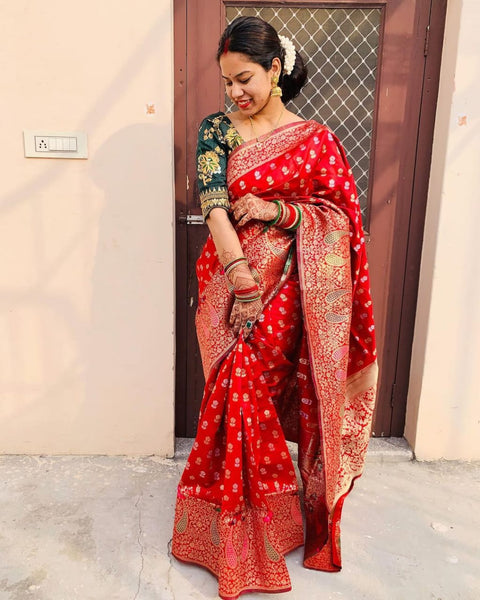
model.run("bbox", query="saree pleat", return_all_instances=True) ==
[172,120,378,599]
[174,277,304,597]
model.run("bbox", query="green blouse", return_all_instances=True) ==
[197,112,244,220]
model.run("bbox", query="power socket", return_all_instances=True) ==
[23,130,88,159]
[35,137,49,152]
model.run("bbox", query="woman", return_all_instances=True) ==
[172,16,378,599]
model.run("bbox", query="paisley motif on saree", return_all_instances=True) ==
[172,120,378,599]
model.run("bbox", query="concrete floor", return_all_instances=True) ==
[0,441,479,600]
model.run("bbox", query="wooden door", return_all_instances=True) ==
[174,0,446,437]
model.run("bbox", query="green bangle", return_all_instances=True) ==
[269,200,283,226]
[263,200,283,232]
[234,293,262,303]
[224,256,247,275]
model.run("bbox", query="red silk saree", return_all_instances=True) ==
[172,118,378,599]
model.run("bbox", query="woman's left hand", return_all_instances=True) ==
[233,193,278,227]
[229,296,263,339]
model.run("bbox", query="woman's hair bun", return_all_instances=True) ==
[281,50,308,104]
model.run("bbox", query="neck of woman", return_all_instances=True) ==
[248,98,285,138]
[250,96,284,124]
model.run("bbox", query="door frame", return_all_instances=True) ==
[173,0,447,437]
[386,0,447,433]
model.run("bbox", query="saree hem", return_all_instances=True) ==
[172,492,304,600]
[303,472,363,572]
[172,552,299,600]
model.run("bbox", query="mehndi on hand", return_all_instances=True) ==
[224,257,263,337]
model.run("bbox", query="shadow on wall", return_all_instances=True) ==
[82,122,172,449]
[0,10,173,453]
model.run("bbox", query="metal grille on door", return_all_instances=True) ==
[225,6,381,227]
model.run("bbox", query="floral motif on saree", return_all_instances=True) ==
[172,115,378,599]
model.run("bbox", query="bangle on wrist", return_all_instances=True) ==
[235,293,262,303]
[224,256,248,278]
[263,201,302,231]
[290,205,302,230]
[234,285,258,294]
[234,282,261,302]
[266,202,302,231]
[263,200,283,232]
[280,204,302,230]
[268,200,283,226]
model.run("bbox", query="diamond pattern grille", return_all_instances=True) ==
[225,6,381,224]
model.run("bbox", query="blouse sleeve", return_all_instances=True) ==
[196,115,231,220]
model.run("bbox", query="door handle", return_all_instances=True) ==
[178,214,204,225]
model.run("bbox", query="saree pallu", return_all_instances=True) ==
[172,121,378,599]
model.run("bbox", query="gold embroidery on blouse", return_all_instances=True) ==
[210,115,243,151]
[224,125,243,149]
[198,151,222,185]
[200,187,230,219]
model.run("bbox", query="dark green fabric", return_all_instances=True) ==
[197,112,243,219]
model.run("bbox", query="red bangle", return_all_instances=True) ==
[235,285,258,294]
[234,282,261,302]
[235,287,259,297]
[277,203,302,230]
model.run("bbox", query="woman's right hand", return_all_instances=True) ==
[233,193,278,227]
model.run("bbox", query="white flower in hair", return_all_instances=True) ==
[279,35,296,76]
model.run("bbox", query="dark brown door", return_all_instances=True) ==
[174,0,446,437]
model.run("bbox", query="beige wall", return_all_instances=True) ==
[0,1,175,455]
[406,0,480,460]
[1,1,478,460]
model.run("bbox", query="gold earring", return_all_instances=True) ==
[271,75,282,97]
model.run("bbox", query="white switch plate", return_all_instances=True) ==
[23,130,88,159]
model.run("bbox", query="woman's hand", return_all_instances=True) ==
[233,193,278,227]
[226,261,263,338]
[229,296,263,338]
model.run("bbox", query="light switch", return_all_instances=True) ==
[24,131,87,158]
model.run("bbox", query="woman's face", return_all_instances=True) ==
[219,52,280,115]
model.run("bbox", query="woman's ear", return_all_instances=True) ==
[270,56,282,78]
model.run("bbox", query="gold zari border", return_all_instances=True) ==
[200,187,230,219]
